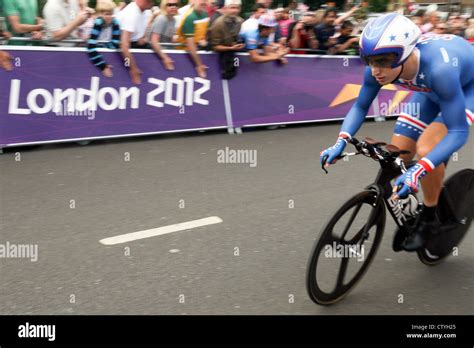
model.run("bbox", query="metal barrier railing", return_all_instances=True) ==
[0,36,183,47]
[0,37,357,55]
[2,36,472,52]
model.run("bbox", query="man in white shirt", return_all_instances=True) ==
[240,3,266,33]
[117,0,153,84]
[43,0,92,44]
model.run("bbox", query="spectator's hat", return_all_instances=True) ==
[258,14,278,27]
[225,0,241,6]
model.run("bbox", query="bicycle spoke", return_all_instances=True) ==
[336,256,349,288]
[347,224,367,245]
[340,202,363,241]
[348,203,379,244]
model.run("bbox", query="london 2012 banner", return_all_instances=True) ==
[0,48,228,148]
[0,47,411,149]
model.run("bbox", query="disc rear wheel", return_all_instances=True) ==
[417,169,474,265]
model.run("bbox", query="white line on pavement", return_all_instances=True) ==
[99,216,223,245]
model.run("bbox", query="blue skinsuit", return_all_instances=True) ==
[340,34,474,170]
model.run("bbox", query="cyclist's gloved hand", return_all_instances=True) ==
[320,136,348,167]
[393,161,429,199]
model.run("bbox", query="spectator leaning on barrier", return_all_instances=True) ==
[86,0,120,77]
[117,0,152,84]
[287,11,317,54]
[0,0,11,40]
[175,0,192,29]
[43,0,93,44]
[2,0,45,44]
[328,20,358,55]
[209,0,244,79]
[177,0,210,78]
[314,7,337,52]
[149,0,177,71]
[0,47,12,70]
[240,4,266,33]
[151,0,177,44]
[0,0,13,71]
[117,0,152,48]
[240,13,289,64]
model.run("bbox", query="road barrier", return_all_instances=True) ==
[0,46,409,150]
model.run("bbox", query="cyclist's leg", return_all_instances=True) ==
[417,123,447,207]
[391,92,439,163]
[417,82,474,206]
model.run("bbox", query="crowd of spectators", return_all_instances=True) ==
[410,7,474,42]
[0,0,473,82]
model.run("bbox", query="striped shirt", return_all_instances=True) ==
[87,17,121,71]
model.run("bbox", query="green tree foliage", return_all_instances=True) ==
[368,0,389,13]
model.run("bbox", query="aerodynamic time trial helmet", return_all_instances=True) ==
[359,13,422,68]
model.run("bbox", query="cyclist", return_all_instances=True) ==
[320,13,474,251]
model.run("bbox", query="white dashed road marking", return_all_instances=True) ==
[99,216,223,245]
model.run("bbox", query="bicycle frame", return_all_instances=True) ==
[369,160,415,229]
[342,137,418,230]
[325,136,460,232]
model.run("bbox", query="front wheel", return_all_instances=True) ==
[306,189,386,305]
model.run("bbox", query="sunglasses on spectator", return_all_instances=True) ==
[167,3,178,6]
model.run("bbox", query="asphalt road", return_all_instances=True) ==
[0,120,473,314]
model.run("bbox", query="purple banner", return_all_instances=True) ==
[0,48,227,146]
[229,55,408,127]
[0,48,411,148]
